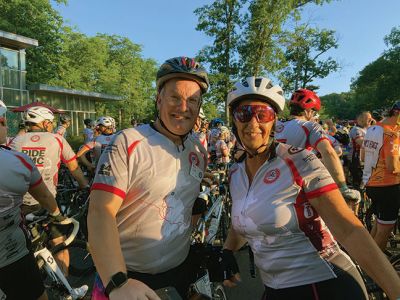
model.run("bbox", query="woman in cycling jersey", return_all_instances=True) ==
[222,77,400,300]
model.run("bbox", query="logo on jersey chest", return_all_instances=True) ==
[30,135,40,142]
[275,124,284,133]
[189,152,200,166]
[263,168,280,184]
[288,146,304,154]
[21,147,46,167]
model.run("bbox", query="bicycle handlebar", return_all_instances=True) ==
[63,218,79,247]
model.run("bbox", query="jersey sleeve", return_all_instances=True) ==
[303,122,330,149]
[59,136,77,163]
[91,132,129,200]
[383,131,400,157]
[14,152,43,188]
[286,148,338,199]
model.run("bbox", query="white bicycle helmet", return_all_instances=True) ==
[0,100,7,117]
[96,116,113,127]
[23,106,54,123]
[227,76,285,113]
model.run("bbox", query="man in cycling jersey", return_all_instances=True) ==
[0,100,68,300]
[77,116,116,173]
[349,111,372,189]
[361,101,400,251]
[275,89,361,207]
[82,118,94,143]
[88,56,209,300]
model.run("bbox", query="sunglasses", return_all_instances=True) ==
[233,105,276,123]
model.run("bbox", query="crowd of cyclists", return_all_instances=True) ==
[0,56,399,300]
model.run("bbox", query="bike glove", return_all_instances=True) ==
[340,186,361,203]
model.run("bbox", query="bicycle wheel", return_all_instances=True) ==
[52,239,95,277]
[390,253,400,276]
[212,283,227,300]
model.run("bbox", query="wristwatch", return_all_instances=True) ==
[105,272,128,297]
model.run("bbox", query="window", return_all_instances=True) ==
[0,48,19,69]
[3,88,21,106]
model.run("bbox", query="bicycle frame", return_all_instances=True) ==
[31,218,87,300]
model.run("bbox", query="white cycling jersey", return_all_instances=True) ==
[229,143,353,289]
[0,146,42,267]
[275,119,330,151]
[91,124,207,274]
[55,125,67,138]
[10,131,76,205]
[81,134,115,166]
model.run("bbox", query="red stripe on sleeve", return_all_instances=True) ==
[127,140,141,157]
[305,183,338,199]
[30,177,43,189]
[15,154,33,172]
[284,158,303,186]
[91,183,126,200]
[314,137,331,149]
[64,155,77,163]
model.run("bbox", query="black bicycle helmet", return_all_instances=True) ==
[156,56,209,93]
[84,118,92,126]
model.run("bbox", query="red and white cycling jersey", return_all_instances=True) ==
[0,146,42,267]
[229,143,353,289]
[275,119,330,151]
[192,131,207,151]
[81,134,116,166]
[10,131,76,205]
[55,125,67,138]
[362,123,400,187]
[215,139,229,163]
[349,125,366,158]
[91,124,207,274]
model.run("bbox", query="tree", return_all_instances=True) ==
[49,30,157,127]
[194,0,245,120]
[279,24,339,92]
[0,0,66,84]
[350,26,400,113]
[239,0,332,78]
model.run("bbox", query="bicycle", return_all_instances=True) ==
[189,180,232,300]
[26,214,93,299]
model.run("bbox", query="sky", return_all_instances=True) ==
[54,0,400,96]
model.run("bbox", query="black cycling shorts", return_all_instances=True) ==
[0,252,45,300]
[366,184,400,224]
[261,253,368,300]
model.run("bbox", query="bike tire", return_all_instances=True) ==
[52,239,95,277]
[212,283,227,300]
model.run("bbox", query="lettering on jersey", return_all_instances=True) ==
[303,202,314,219]
[263,168,280,184]
[288,146,304,155]
[188,152,200,166]
[302,154,317,163]
[363,140,379,150]
[104,144,118,154]
[30,135,40,142]
[21,147,46,167]
[275,123,284,133]
[98,162,112,176]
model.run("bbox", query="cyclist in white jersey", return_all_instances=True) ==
[88,57,209,300]
[221,77,400,300]
[0,100,65,300]
[77,116,116,173]
[275,89,361,205]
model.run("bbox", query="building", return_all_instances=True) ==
[0,30,122,137]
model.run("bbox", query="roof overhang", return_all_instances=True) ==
[28,84,123,101]
[0,30,38,50]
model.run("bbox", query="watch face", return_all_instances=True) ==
[112,272,128,286]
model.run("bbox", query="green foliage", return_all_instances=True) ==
[349,26,400,115]
[279,24,339,92]
[194,0,245,119]
[50,30,158,127]
[0,0,65,83]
